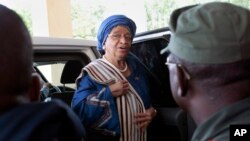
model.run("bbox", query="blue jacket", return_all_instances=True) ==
[72,55,152,138]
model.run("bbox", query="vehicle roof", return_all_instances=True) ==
[32,36,100,61]
[32,36,97,48]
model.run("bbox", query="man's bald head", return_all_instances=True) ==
[0,5,33,95]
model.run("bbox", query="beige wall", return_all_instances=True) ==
[46,0,72,37]
[46,0,73,83]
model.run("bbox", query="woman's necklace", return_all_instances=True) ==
[103,56,128,72]
[118,62,128,72]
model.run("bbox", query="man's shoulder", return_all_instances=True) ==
[0,100,85,141]
[0,99,83,128]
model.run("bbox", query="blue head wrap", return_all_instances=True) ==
[97,15,137,51]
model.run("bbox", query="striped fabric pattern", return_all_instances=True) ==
[82,58,146,141]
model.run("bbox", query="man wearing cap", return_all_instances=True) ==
[161,2,250,141]
[72,14,157,141]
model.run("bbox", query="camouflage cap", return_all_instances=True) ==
[161,2,250,64]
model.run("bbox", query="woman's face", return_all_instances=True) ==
[104,25,132,60]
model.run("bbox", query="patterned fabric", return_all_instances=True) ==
[76,58,146,141]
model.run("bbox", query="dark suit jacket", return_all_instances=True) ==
[0,99,85,141]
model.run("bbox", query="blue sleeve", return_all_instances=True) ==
[71,74,120,135]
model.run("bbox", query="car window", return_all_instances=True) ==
[33,52,90,103]
[34,59,83,93]
[35,61,67,87]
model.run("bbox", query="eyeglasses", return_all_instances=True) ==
[165,57,191,80]
[108,34,132,41]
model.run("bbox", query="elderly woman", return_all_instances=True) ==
[72,15,157,141]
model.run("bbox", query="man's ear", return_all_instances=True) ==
[176,66,189,97]
[28,73,42,102]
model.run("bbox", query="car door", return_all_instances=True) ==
[132,27,195,141]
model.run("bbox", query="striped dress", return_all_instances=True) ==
[77,58,147,141]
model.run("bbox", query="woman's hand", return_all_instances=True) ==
[134,106,157,130]
[109,80,130,97]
